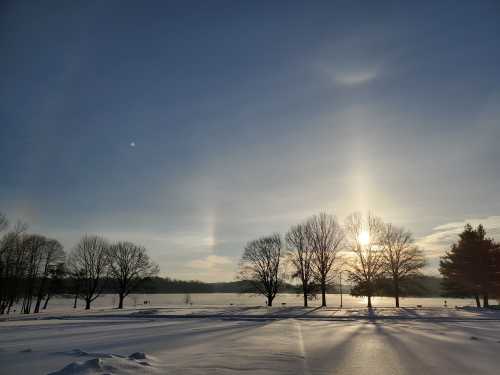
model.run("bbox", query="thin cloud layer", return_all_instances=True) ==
[417,216,500,258]
[1,2,500,282]
[185,255,235,281]
[188,254,233,269]
[334,69,379,86]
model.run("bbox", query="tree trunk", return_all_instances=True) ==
[321,280,327,307]
[474,295,481,308]
[23,296,32,314]
[34,299,41,313]
[34,277,47,313]
[73,294,78,309]
[7,299,14,314]
[394,279,400,308]
[34,294,43,313]
[118,293,124,309]
[302,280,308,307]
[85,299,91,310]
[267,295,273,307]
[43,294,50,310]
[367,295,372,309]
[483,294,489,308]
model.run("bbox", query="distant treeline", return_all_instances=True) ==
[367,275,443,298]
[134,275,443,297]
[49,277,304,295]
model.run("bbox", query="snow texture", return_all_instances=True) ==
[1,307,499,374]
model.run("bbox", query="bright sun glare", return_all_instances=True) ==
[359,230,370,246]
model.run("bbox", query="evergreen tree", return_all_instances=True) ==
[440,224,496,307]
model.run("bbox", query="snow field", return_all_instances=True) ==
[1,309,500,374]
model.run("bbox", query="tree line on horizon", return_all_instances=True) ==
[239,212,500,308]
[0,212,158,314]
[2,209,498,313]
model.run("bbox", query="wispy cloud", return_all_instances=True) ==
[317,61,379,87]
[184,254,235,281]
[188,254,232,269]
[417,216,500,258]
[315,34,383,87]
[333,69,378,86]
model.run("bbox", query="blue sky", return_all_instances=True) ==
[1,1,500,280]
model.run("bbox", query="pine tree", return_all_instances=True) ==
[440,224,496,307]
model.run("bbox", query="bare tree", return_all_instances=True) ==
[286,223,315,307]
[307,213,344,307]
[345,212,386,308]
[0,212,7,233]
[69,268,86,309]
[68,235,109,310]
[381,224,426,307]
[107,241,159,309]
[21,234,47,314]
[33,239,65,313]
[0,213,10,313]
[42,262,66,310]
[0,221,29,314]
[239,233,283,307]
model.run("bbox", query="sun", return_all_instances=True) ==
[359,230,370,246]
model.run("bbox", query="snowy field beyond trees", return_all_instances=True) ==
[1,306,500,374]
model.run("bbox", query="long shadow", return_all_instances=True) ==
[369,320,496,374]
[370,320,432,374]
[400,307,420,318]
[209,305,262,317]
[73,316,281,355]
[263,306,323,317]
[298,320,370,373]
[299,306,323,317]
[33,319,282,375]
[0,319,153,344]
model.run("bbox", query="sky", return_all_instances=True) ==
[1,1,500,281]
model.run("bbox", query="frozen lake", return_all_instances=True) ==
[36,293,494,313]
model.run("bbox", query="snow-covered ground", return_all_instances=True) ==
[1,307,499,374]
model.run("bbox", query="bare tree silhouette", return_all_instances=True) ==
[33,239,65,313]
[0,221,28,314]
[107,241,159,309]
[381,224,426,307]
[0,212,7,233]
[307,213,344,307]
[239,233,283,307]
[68,235,109,310]
[286,223,315,307]
[21,234,47,314]
[345,212,386,308]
